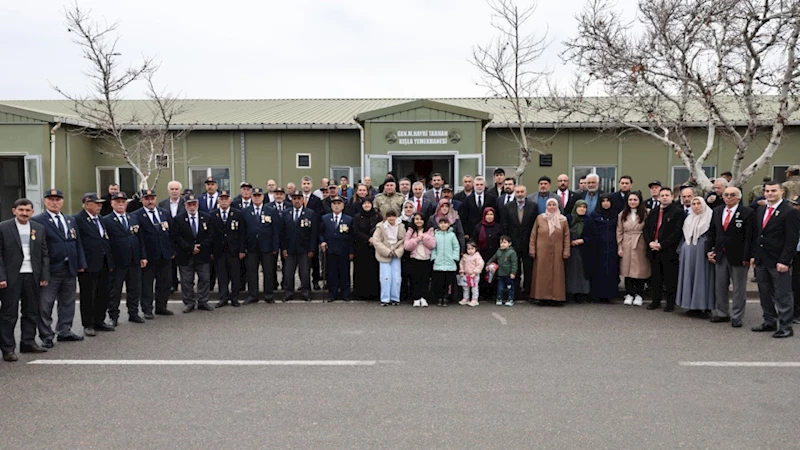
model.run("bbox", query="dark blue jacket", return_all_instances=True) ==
[171,211,213,265]
[242,204,282,253]
[73,209,114,273]
[318,213,355,256]
[197,192,218,214]
[281,207,319,255]
[133,207,175,262]
[32,211,86,276]
[210,208,247,258]
[102,212,144,269]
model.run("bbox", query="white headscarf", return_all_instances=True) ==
[682,196,713,245]
[543,198,564,236]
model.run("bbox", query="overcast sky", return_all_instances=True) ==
[1,0,639,100]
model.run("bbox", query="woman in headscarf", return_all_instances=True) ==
[473,207,504,300]
[617,191,650,306]
[583,193,621,302]
[351,198,382,300]
[346,183,372,216]
[529,198,571,305]
[676,196,715,315]
[565,200,591,302]
[399,200,416,302]
[427,199,465,253]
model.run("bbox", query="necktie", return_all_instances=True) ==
[255,207,260,216]
[121,215,128,230]
[506,194,511,204]
[435,191,440,203]
[334,215,339,228]
[685,207,690,217]
[91,217,103,237]
[304,196,308,207]
[208,196,213,211]
[654,208,664,241]
[191,216,198,237]
[294,209,300,221]
[477,195,482,209]
[222,210,228,222]
[723,209,732,231]
[149,210,158,225]
[56,214,66,238]
[416,198,422,212]
[762,206,775,228]
[561,191,567,208]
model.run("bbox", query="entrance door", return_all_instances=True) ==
[391,155,454,186]
[0,157,25,221]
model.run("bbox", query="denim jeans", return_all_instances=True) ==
[496,275,514,300]
[379,258,401,303]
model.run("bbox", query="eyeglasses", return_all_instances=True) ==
[722,193,738,197]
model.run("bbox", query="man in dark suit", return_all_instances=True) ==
[495,177,516,214]
[268,187,290,291]
[300,176,324,290]
[502,185,537,301]
[321,183,340,215]
[282,190,320,301]
[454,175,474,203]
[750,181,800,338]
[172,193,214,313]
[645,180,662,212]
[0,198,49,361]
[159,180,185,293]
[706,186,754,327]
[643,187,686,312]
[32,189,86,347]
[74,193,115,336]
[462,176,497,239]
[135,189,175,318]
[100,183,119,216]
[609,175,633,214]
[242,188,281,304]
[211,190,247,308]
[198,176,219,214]
[527,176,563,215]
[103,192,147,326]
[422,173,446,206]
[408,182,435,218]
[231,181,254,210]
[705,178,727,210]
[553,174,579,214]
[319,196,354,301]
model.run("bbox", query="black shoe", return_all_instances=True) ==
[752,323,778,332]
[3,352,18,362]
[304,297,311,302]
[109,318,119,327]
[793,318,800,325]
[129,315,145,323]
[392,301,400,306]
[773,328,794,338]
[41,339,54,349]
[313,283,321,291]
[231,301,241,307]
[646,303,661,310]
[58,332,84,342]
[20,344,47,353]
[265,298,275,304]
[143,313,155,320]
[83,327,96,337]
[381,303,388,307]
[183,305,195,313]
[155,309,174,316]
[95,323,115,332]
[731,319,742,328]
[243,297,259,305]
[197,303,214,311]
[662,306,674,312]
[282,296,292,303]
[216,301,228,308]
[710,316,731,323]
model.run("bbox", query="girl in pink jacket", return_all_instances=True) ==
[459,241,485,306]
[403,212,437,307]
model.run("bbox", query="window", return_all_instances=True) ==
[156,154,169,169]
[330,166,353,186]
[572,166,617,193]
[772,165,790,184]
[671,166,716,189]
[96,167,137,196]
[189,167,231,195]
[296,153,311,169]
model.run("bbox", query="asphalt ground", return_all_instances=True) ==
[1,297,799,449]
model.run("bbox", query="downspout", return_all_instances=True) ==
[481,121,489,177]
[355,120,365,178]
[50,122,62,189]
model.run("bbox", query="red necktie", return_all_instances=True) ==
[561,191,567,207]
[654,208,664,241]
[435,191,440,203]
[416,198,422,212]
[762,206,774,228]
[723,209,732,231]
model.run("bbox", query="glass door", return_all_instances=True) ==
[365,155,390,179]
[455,154,483,193]
[24,155,42,214]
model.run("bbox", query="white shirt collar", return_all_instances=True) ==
[47,210,61,219]
[767,199,783,208]
[725,204,739,214]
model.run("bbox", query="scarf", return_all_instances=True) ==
[435,198,457,225]
[543,198,564,236]
[478,207,497,248]
[569,200,587,236]
[399,200,414,222]
[682,196,713,245]
[596,193,617,220]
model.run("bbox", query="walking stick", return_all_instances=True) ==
[321,245,328,302]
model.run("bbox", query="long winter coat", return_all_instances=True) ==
[583,211,620,299]
[529,214,570,301]
[431,229,460,272]
[616,211,650,279]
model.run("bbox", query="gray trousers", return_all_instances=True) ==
[37,267,76,340]
[179,261,211,307]
[283,253,311,300]
[246,251,275,300]
[755,264,794,329]
[109,265,142,319]
[713,257,748,320]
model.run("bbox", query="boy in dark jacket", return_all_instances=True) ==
[487,235,518,306]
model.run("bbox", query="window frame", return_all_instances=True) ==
[296,153,311,169]
[188,166,232,195]
[671,165,717,189]
[96,166,138,196]
[571,165,618,193]
[772,165,790,184]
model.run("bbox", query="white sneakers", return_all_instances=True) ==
[623,295,633,305]
[420,298,429,307]
[468,299,479,307]
[459,299,470,305]
[413,300,421,307]
[633,295,643,306]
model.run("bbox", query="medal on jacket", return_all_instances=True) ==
[131,225,139,234]
[31,229,36,241]
[70,228,77,239]
[262,215,272,224]
[301,218,310,228]
[161,221,169,231]
[202,222,208,231]
[339,224,348,233]
[231,220,238,231]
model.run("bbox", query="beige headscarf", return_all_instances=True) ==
[543,198,564,236]
[682,196,713,245]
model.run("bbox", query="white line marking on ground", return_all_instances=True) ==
[28,360,379,366]
[492,312,507,325]
[680,362,800,367]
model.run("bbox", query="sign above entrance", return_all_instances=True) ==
[385,129,462,146]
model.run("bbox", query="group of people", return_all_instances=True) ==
[1,166,799,362]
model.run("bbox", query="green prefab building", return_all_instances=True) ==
[0,98,797,220]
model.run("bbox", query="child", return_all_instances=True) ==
[487,235,518,306]
[403,212,436,308]
[459,241,485,306]
[430,216,460,307]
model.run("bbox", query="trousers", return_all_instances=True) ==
[37,267,77,339]
[756,264,794,330]
[78,267,110,329]
[179,260,211,307]
[713,257,748,320]
[109,265,142,319]
[0,274,39,354]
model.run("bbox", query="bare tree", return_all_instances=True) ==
[472,0,555,178]
[54,3,188,191]
[553,0,800,191]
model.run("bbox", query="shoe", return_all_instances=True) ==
[633,295,643,306]
[243,297,259,305]
[420,298,428,308]
[752,323,778,332]
[20,344,47,353]
[197,303,214,311]
[710,316,731,323]
[646,303,662,310]
[265,298,275,304]
[459,299,469,305]
[41,339,54,349]
[282,296,293,302]
[216,301,228,308]
[109,318,119,327]
[793,318,800,325]
[623,295,633,306]
[313,283,321,291]
[129,315,145,323]
[58,332,84,342]
[496,300,503,306]
[3,352,18,362]
[731,319,742,328]
[469,300,479,307]
[231,301,241,307]
[505,300,514,307]
[95,323,115,332]
[183,305,195,313]
[392,301,400,306]
[83,328,96,337]
[773,328,794,338]
[143,313,155,320]
[381,303,389,307]
[155,309,174,316]
[663,306,674,312]
[413,300,421,307]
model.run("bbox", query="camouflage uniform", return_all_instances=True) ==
[782,166,800,200]
[748,184,765,204]
[372,192,405,216]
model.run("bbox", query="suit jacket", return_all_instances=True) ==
[198,193,219,214]
[643,202,685,259]
[159,198,186,219]
[232,196,254,211]
[0,219,50,287]
[753,200,800,267]
[319,213,355,256]
[526,192,565,215]
[242,204,282,254]
[302,194,324,216]
[609,191,630,214]
[705,205,754,266]
[269,201,291,213]
[134,207,175,262]
[171,211,214,265]
[502,200,538,253]
[32,212,86,276]
[102,212,145,269]
[423,188,447,206]
[407,195,436,218]
[209,208,247,258]
[454,190,471,202]
[462,191,498,238]
[645,197,661,212]
[553,189,579,214]
[495,191,516,213]
[73,210,114,273]
[281,207,320,255]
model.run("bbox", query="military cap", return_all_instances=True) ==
[140,189,157,198]
[82,193,105,203]
[648,180,662,187]
[442,184,453,192]
[239,181,253,188]
[205,176,217,184]
[109,192,128,200]
[290,190,304,197]
[184,193,199,203]
[252,187,265,195]
[218,190,231,198]
[274,186,285,193]
[45,189,64,199]
[330,196,344,203]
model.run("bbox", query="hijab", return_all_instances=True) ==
[478,207,498,248]
[569,199,588,236]
[596,193,617,220]
[400,200,415,222]
[682,196,713,245]
[359,199,377,217]
[543,198,564,236]
[435,198,457,225]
